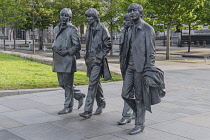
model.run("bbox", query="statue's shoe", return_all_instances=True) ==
[58,108,72,115]
[129,125,145,135]
[117,117,132,125]
[79,111,92,119]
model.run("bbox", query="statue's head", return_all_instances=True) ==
[128,3,143,20]
[123,13,132,29]
[60,8,72,23]
[85,8,99,25]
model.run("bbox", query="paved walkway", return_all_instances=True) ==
[1,45,210,139]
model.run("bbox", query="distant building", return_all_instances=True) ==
[0,25,54,43]
[180,28,210,46]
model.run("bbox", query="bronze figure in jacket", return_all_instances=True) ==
[52,8,85,115]
[79,8,112,119]
[118,13,135,125]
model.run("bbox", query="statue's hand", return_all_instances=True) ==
[57,49,69,56]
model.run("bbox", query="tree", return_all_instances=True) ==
[199,0,210,28]
[100,0,122,55]
[148,0,204,59]
[0,0,16,50]
[19,0,55,53]
[182,21,202,52]
[9,0,28,49]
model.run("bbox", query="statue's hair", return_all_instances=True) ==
[60,8,72,19]
[85,8,99,22]
[124,13,131,20]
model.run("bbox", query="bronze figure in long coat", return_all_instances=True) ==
[121,3,165,135]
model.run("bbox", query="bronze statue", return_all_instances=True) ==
[79,8,112,119]
[118,13,135,125]
[52,8,85,115]
[121,3,165,135]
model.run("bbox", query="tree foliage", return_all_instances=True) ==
[1,0,209,56]
[199,0,210,28]
[148,0,204,59]
[51,0,102,27]
[0,0,27,49]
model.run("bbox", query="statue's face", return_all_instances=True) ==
[124,19,132,29]
[86,15,95,26]
[128,8,140,21]
[60,12,70,24]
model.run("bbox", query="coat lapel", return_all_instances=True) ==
[56,27,67,39]
[85,27,90,53]
[86,27,90,44]
[125,27,132,55]
[55,22,72,39]
[54,26,59,39]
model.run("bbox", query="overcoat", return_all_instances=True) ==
[85,23,112,80]
[124,19,156,73]
[52,22,81,73]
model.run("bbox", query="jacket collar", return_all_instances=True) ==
[134,19,144,30]
[58,21,72,29]
[94,22,101,30]
[55,22,72,39]
[87,22,101,31]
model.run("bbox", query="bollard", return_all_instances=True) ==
[43,45,46,51]
[191,42,194,47]
[203,41,206,47]
[184,42,188,47]
[28,42,33,50]
[204,56,208,63]
[196,41,200,47]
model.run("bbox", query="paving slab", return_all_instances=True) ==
[29,95,64,106]
[88,134,125,140]
[178,112,210,128]
[0,129,25,140]
[3,94,38,100]
[0,98,46,110]
[146,109,186,123]
[153,106,201,116]
[0,114,24,128]
[2,109,62,125]
[52,117,124,139]
[37,104,64,115]
[10,123,85,140]
[149,120,210,140]
[111,127,191,140]
[0,125,5,130]
[31,90,63,97]
[184,106,210,113]
[0,104,14,113]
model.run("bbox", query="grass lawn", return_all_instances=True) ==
[0,53,122,90]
